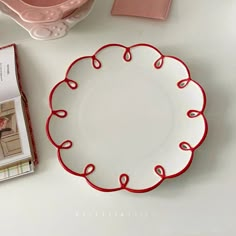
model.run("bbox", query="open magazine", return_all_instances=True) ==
[0,44,38,181]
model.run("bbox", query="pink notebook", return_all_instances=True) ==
[111,0,172,20]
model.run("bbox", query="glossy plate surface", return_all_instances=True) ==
[46,44,208,193]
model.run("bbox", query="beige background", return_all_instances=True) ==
[0,0,236,235]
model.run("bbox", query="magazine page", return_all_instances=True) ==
[0,160,34,181]
[0,96,31,166]
[0,45,20,102]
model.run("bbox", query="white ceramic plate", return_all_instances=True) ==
[0,0,95,40]
[46,44,208,193]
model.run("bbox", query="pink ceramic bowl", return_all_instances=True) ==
[1,0,88,23]
[0,0,95,40]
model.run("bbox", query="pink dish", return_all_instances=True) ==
[0,0,88,23]
[0,0,95,40]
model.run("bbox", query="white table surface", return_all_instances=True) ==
[0,0,236,235]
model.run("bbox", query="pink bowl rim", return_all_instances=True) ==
[1,0,88,23]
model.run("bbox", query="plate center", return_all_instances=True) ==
[77,71,173,164]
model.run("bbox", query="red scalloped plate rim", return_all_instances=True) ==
[46,43,208,193]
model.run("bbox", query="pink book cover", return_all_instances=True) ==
[111,0,172,20]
